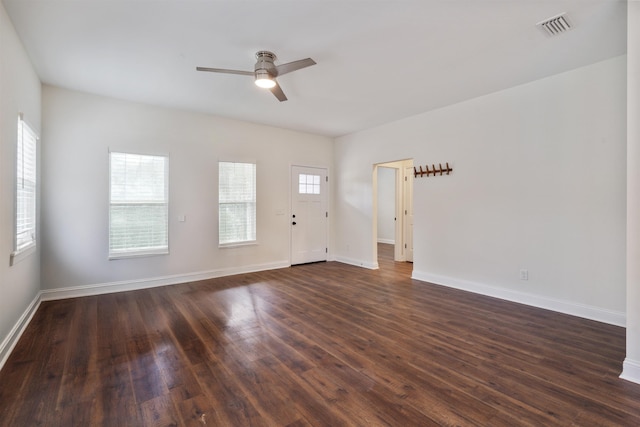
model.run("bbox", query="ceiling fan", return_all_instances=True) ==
[197,51,316,102]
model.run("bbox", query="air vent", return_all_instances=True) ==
[537,13,572,36]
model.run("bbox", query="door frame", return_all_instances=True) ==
[373,159,414,264]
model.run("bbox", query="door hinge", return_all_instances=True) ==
[405,176,407,181]
[326,248,328,253]
[326,212,328,218]
[405,209,407,215]
[326,176,328,182]
[405,243,407,249]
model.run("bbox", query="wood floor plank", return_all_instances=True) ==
[288,287,575,422]
[96,293,142,426]
[252,286,529,426]
[260,264,632,424]
[172,393,218,427]
[140,394,181,427]
[6,300,74,426]
[255,355,353,426]
[191,361,269,427]
[2,244,640,426]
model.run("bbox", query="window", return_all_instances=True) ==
[11,114,38,264]
[299,173,321,194]
[109,152,168,258]
[219,161,256,246]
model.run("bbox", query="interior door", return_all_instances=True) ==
[404,166,414,262]
[291,166,328,265]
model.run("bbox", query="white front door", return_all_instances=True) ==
[291,166,328,265]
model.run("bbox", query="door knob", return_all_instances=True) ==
[292,221,297,225]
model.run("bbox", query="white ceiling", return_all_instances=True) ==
[3,0,627,137]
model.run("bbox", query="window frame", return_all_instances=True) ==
[108,150,170,259]
[218,160,257,248]
[10,113,38,266]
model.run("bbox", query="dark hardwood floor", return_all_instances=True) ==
[1,243,640,426]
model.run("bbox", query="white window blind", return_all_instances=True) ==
[109,152,168,258]
[219,162,256,245]
[14,115,37,256]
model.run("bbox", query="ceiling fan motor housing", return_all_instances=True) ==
[255,51,277,76]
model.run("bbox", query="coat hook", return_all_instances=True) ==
[412,162,453,178]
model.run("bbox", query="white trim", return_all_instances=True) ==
[335,256,379,270]
[0,292,42,372]
[40,260,290,301]
[412,270,626,327]
[219,241,258,249]
[9,243,36,266]
[621,359,640,384]
[108,249,169,260]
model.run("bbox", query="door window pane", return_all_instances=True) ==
[298,174,320,194]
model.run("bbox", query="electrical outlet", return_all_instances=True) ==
[520,269,529,281]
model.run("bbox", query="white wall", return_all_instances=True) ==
[0,3,41,364]
[335,56,627,325]
[377,167,395,244]
[41,86,333,293]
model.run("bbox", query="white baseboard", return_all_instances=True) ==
[0,292,42,372]
[377,239,395,245]
[40,260,290,301]
[621,358,640,384]
[334,256,379,270]
[412,270,626,327]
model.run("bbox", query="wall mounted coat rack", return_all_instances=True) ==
[414,163,453,178]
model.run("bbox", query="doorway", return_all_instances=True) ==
[373,159,414,267]
[291,165,328,265]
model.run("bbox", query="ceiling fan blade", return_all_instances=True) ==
[270,81,287,102]
[275,58,316,76]
[196,66,253,76]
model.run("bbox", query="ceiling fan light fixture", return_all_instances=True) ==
[255,71,276,88]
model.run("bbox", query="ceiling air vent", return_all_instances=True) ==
[537,13,572,36]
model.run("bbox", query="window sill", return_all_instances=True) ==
[10,244,36,266]
[109,249,169,260]
[219,241,258,249]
